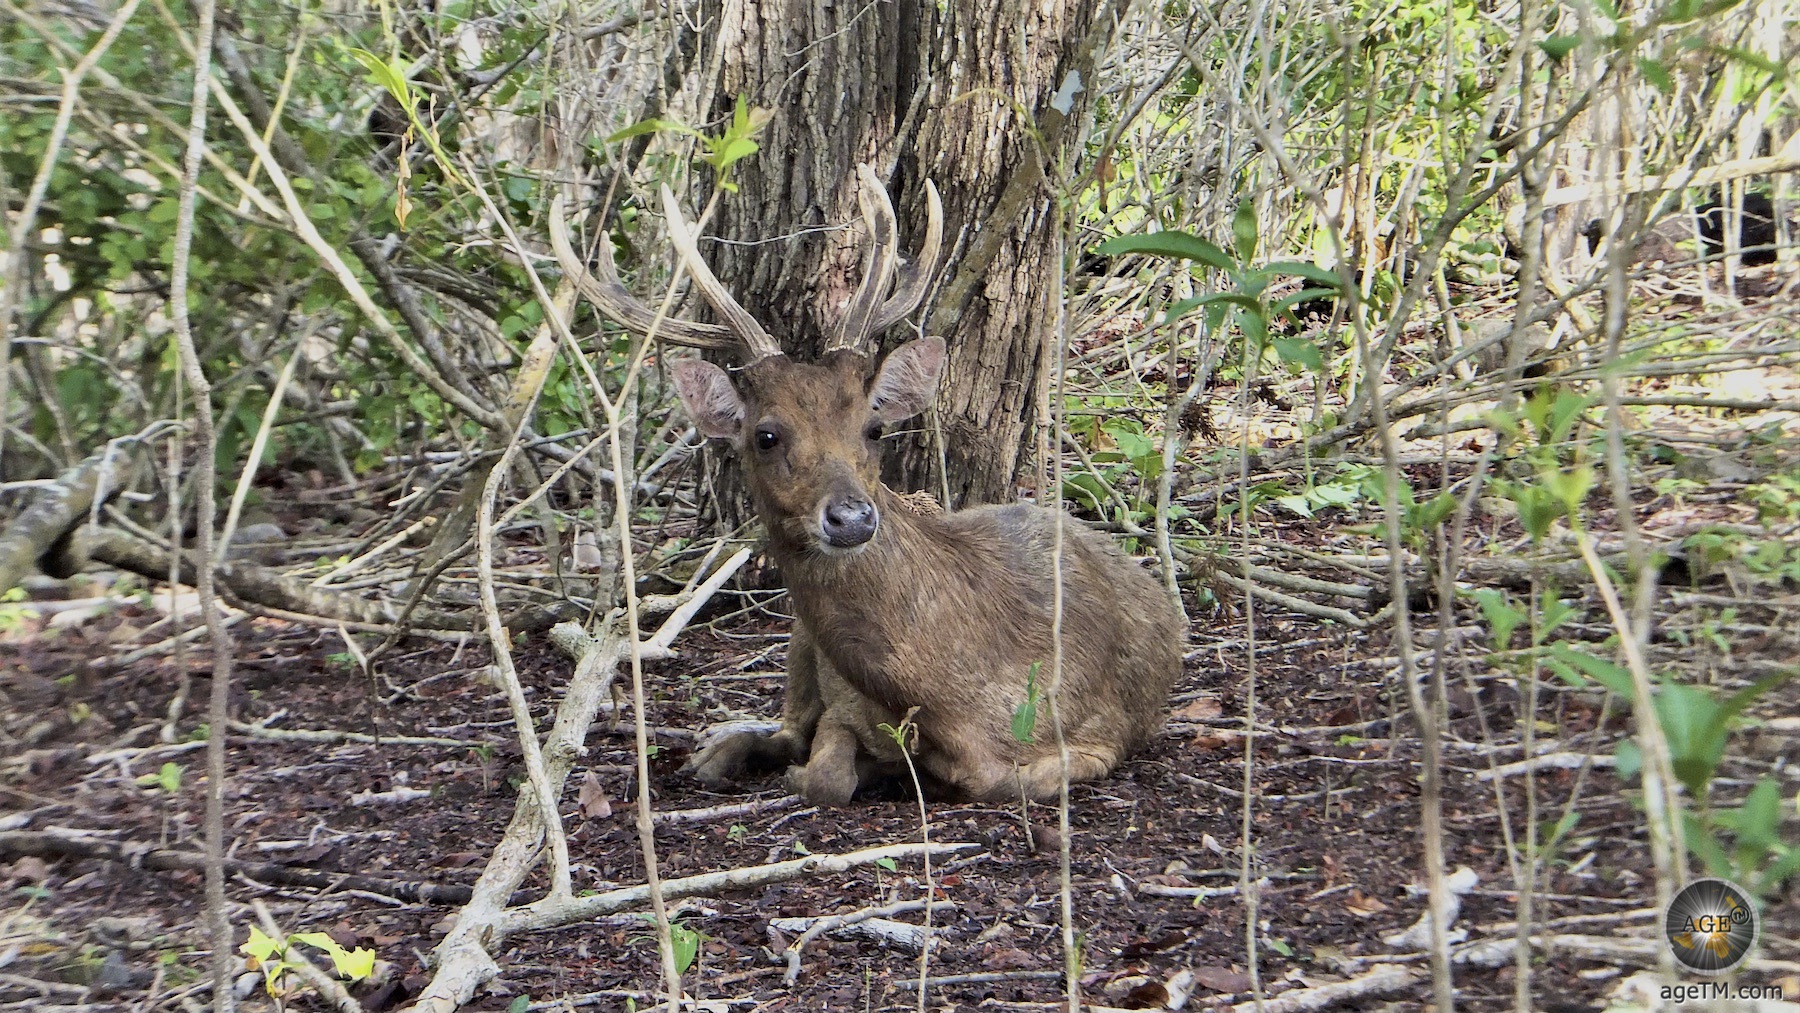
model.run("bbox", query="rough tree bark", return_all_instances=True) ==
[688,0,1121,509]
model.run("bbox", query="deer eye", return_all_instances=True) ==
[754,427,780,451]
[864,422,882,442]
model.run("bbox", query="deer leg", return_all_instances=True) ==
[785,717,863,805]
[686,622,824,787]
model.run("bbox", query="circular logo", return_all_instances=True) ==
[1664,878,1758,974]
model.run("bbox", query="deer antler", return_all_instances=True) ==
[553,170,940,363]
[828,165,946,353]
[872,178,943,334]
[829,164,901,353]
[658,185,785,364]
[548,194,738,352]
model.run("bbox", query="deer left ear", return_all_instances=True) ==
[670,358,746,439]
[869,337,946,423]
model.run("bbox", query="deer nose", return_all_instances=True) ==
[820,496,879,548]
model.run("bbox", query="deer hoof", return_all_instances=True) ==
[786,763,856,806]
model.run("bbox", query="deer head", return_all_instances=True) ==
[551,165,946,554]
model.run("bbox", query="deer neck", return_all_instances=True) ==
[764,484,936,608]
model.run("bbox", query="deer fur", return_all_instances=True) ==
[675,344,1184,803]
[549,166,1183,804]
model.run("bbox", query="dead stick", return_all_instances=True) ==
[501,842,981,932]
[0,830,489,906]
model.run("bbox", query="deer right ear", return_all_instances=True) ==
[869,336,946,423]
[671,359,745,439]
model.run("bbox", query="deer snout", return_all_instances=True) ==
[819,495,879,548]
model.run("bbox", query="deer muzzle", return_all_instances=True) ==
[819,493,879,549]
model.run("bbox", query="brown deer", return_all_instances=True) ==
[550,166,1184,803]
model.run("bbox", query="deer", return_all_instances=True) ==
[550,166,1184,804]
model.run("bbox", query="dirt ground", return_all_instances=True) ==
[4,470,1797,1013]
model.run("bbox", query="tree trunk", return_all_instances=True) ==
[690,0,1116,511]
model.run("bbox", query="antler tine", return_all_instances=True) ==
[658,185,784,364]
[548,194,738,351]
[872,178,944,333]
[827,163,901,354]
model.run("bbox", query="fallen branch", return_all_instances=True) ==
[401,548,750,1013]
[652,795,802,826]
[61,525,485,633]
[1137,882,1241,901]
[0,829,483,905]
[1473,751,1615,782]
[0,435,161,593]
[1225,963,1417,1012]
[1453,933,1800,975]
[502,841,980,933]
[349,786,433,806]
[229,721,487,750]
[1247,565,1372,601]
[1213,570,1370,629]
[916,971,1062,987]
[775,898,954,984]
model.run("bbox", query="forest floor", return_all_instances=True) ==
[4,467,1798,1012]
[5,267,1800,1012]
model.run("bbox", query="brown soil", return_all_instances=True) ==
[5,502,1797,1013]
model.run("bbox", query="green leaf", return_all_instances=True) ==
[1539,465,1594,516]
[1238,306,1268,350]
[1546,643,1635,696]
[1538,35,1582,61]
[1473,588,1523,651]
[509,998,531,1013]
[1683,811,1734,878]
[876,857,899,872]
[1637,57,1675,93]
[1094,231,1234,272]
[1272,337,1324,372]
[1405,491,1456,532]
[1163,295,1205,322]
[241,927,283,963]
[709,136,760,171]
[669,923,700,974]
[1715,670,1794,730]
[1544,810,1581,848]
[1537,597,1577,642]
[1613,739,1642,780]
[1011,662,1042,744]
[605,118,699,144]
[1712,45,1784,75]
[1736,778,1782,852]
[1273,493,1312,517]
[1105,421,1155,460]
[1311,482,1360,508]
[1656,682,1723,797]
[1759,845,1800,894]
[346,47,411,105]
[289,932,337,951]
[1264,260,1345,291]
[1231,202,1258,263]
[1495,479,1563,542]
[1010,694,1038,743]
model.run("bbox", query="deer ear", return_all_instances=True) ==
[869,337,946,423]
[671,359,745,439]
